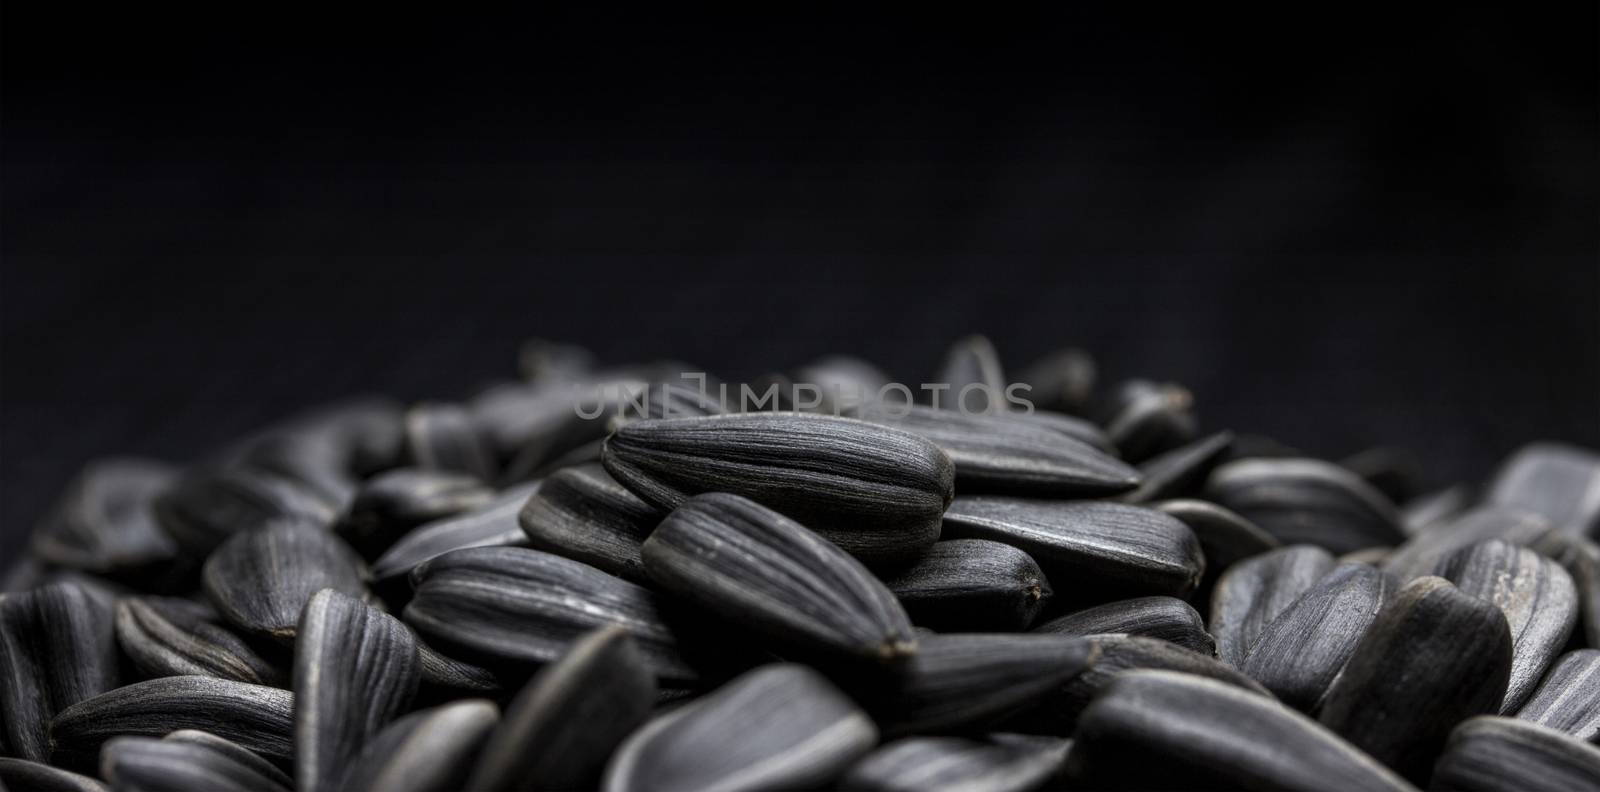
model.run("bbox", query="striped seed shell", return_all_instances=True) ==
[153,466,338,558]
[404,402,498,481]
[1206,457,1407,554]
[417,640,502,693]
[201,522,368,643]
[932,334,1006,413]
[1239,562,1393,711]
[100,735,290,792]
[1532,532,1600,649]
[30,457,179,581]
[1430,716,1600,792]
[49,676,294,768]
[602,412,954,563]
[1515,649,1600,743]
[0,759,107,792]
[115,597,283,686]
[369,481,539,586]
[602,664,876,792]
[871,633,1097,737]
[1485,442,1600,538]
[0,581,119,762]
[1154,498,1279,603]
[879,539,1052,632]
[1382,506,1554,582]
[1018,346,1097,415]
[1210,544,1337,667]
[1034,596,1215,655]
[1400,485,1473,536]
[1435,539,1578,713]
[1065,670,1417,792]
[518,463,663,581]
[641,493,916,667]
[1317,577,1514,782]
[838,734,1069,792]
[1120,431,1234,504]
[340,700,498,792]
[1093,379,1197,463]
[336,468,496,561]
[162,731,292,789]
[941,497,1204,599]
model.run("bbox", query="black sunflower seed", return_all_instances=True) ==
[162,730,293,789]
[30,457,180,583]
[518,463,663,581]
[1206,458,1407,554]
[940,497,1204,600]
[1120,432,1234,504]
[1094,379,1198,463]
[847,403,1136,497]
[242,431,359,510]
[1209,544,1337,667]
[467,626,656,792]
[1239,562,1393,712]
[1317,576,1514,782]
[0,758,108,792]
[517,339,596,383]
[1065,670,1416,792]
[294,589,421,792]
[480,377,646,481]
[115,597,284,686]
[336,469,496,561]
[416,639,502,693]
[1154,498,1279,602]
[1340,446,1425,506]
[100,735,290,792]
[369,481,539,591]
[1382,507,1554,583]
[201,523,368,644]
[404,546,696,682]
[601,664,877,792]
[931,334,1006,413]
[879,539,1052,632]
[611,381,728,423]
[1400,485,1473,536]
[791,355,893,414]
[601,412,955,564]
[869,633,1097,737]
[0,581,119,762]
[837,734,1069,792]
[49,676,294,769]
[1515,649,1600,742]
[1018,347,1097,415]
[230,397,406,479]
[1033,596,1215,655]
[153,465,339,559]
[1434,539,1578,713]
[1485,443,1600,538]
[1430,716,1600,792]
[404,403,499,481]
[642,493,917,668]
[340,699,498,792]
[1532,532,1600,649]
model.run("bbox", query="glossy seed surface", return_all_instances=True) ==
[879,539,1052,632]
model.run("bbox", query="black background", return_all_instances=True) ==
[3,8,1597,558]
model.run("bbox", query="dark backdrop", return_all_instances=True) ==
[3,7,1597,557]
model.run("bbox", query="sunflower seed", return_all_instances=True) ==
[295,589,421,792]
[1154,498,1279,602]
[1120,431,1234,504]
[1033,596,1215,655]
[242,431,358,509]
[467,626,655,792]
[1341,546,1393,566]
[1400,485,1473,535]
[30,458,179,582]
[115,597,284,686]
[1064,670,1416,792]
[1206,457,1407,554]
[1094,379,1197,463]
[1240,562,1393,711]
[416,639,502,693]
[153,466,338,558]
[1210,544,1337,667]
[611,381,728,423]
[162,730,293,789]
[941,497,1204,600]
[1019,347,1097,415]
[1514,649,1600,742]
[848,403,1136,497]
[518,463,663,581]
[49,676,294,769]
[0,759,107,792]
[791,355,894,414]
[1435,539,1578,713]
[1317,576,1513,782]
[230,397,407,479]
[879,539,1052,632]
[337,469,496,561]
[1534,533,1600,649]
[931,334,1006,413]
[369,481,540,589]
[404,546,696,682]
[485,377,647,480]
[1382,507,1554,582]
[404,403,499,481]
[1340,447,1425,505]
[101,735,290,792]
[1430,716,1600,792]
[1485,443,1600,538]
[518,339,595,383]
[0,581,119,762]
[340,699,498,792]
[201,523,368,643]
[867,633,1096,736]
[602,664,876,792]
[837,734,1069,792]
[602,412,954,563]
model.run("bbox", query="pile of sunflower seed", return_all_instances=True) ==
[3,336,1599,792]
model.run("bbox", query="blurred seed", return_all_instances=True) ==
[115,597,283,686]
[930,334,1007,413]
[1018,347,1097,415]
[1383,506,1554,582]
[1340,446,1426,505]
[30,458,179,582]
[101,735,290,792]
[1120,431,1234,504]
[1207,457,1407,554]
[228,397,407,479]
[602,412,955,564]
[791,355,893,414]
[849,403,1136,497]
[1430,716,1600,792]
[0,581,119,762]
[1065,670,1416,792]
[837,734,1069,792]
[294,589,421,792]
[154,466,337,558]
[1515,649,1600,742]
[1034,596,1215,655]
[405,403,499,481]
[369,481,539,589]
[1435,540,1578,713]
[519,463,663,581]
[1210,544,1337,667]
[611,381,727,423]
[1534,533,1600,650]
[1240,562,1393,712]
[517,339,596,383]
[870,633,1097,736]
[1317,576,1513,782]
[1485,442,1600,538]
[602,664,877,792]
[1154,498,1279,602]
[467,627,655,792]
[341,700,498,792]
[50,676,294,769]
[1400,485,1473,536]
[941,497,1204,599]
[336,468,496,561]
[1094,379,1197,463]
[0,758,108,792]
[880,539,1052,632]
[163,730,292,789]
[644,493,915,667]
[202,523,368,643]
[1341,546,1393,566]
[243,431,359,509]
[404,546,697,682]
